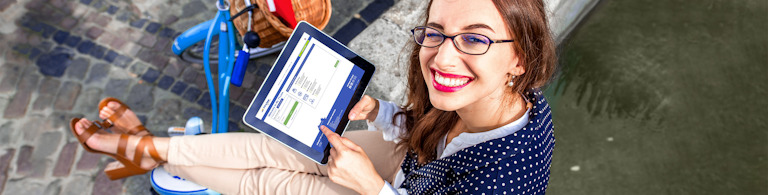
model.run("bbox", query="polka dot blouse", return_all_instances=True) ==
[373,90,555,194]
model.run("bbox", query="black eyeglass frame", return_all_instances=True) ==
[410,26,515,55]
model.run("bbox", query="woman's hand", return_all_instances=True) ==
[348,95,379,122]
[321,125,384,195]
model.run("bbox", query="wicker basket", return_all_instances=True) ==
[230,0,332,48]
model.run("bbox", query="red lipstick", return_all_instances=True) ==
[431,69,473,92]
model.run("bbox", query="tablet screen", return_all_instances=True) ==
[254,32,365,153]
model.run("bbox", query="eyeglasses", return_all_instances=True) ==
[410,26,514,55]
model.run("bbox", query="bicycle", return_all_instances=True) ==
[157,0,331,193]
[171,0,281,135]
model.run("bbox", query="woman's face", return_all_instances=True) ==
[420,0,522,111]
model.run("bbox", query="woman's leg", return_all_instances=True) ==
[165,132,322,171]
[76,116,404,181]
[162,131,404,195]
[166,130,406,181]
[165,165,357,195]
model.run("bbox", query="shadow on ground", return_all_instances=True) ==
[547,0,767,194]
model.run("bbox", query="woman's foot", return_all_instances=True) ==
[73,118,162,171]
[98,98,150,136]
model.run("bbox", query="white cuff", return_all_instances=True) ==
[378,181,401,195]
[366,99,405,142]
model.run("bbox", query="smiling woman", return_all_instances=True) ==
[355,0,558,193]
[399,0,556,165]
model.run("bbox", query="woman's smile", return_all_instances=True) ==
[431,69,474,92]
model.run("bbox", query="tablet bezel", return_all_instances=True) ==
[242,21,375,164]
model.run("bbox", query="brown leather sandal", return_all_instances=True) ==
[103,135,165,180]
[98,97,152,136]
[69,118,164,180]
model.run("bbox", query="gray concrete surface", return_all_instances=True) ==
[546,0,767,194]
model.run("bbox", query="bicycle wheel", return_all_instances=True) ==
[179,35,221,64]
[178,36,285,64]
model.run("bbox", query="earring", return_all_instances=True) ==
[507,75,516,87]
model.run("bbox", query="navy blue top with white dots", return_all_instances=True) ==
[399,90,555,194]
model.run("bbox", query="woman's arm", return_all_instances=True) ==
[366,99,407,142]
[348,95,407,142]
[321,125,385,195]
[348,95,380,122]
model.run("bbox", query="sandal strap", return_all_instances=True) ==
[77,122,102,144]
[96,119,113,129]
[100,97,151,136]
[134,136,147,165]
[117,134,129,161]
[128,125,152,136]
[140,136,165,163]
[99,97,133,132]
[117,135,164,166]
[107,105,127,126]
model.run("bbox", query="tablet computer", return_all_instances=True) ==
[242,21,375,164]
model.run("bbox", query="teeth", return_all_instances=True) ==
[435,73,469,87]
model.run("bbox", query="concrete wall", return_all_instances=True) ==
[546,0,601,43]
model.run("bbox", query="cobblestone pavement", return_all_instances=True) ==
[0,0,396,194]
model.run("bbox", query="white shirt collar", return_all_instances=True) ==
[437,107,531,159]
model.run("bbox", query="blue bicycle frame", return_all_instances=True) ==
[172,0,236,134]
[171,19,218,56]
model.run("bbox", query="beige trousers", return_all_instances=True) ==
[164,131,405,195]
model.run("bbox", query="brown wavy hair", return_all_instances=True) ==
[396,0,557,164]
